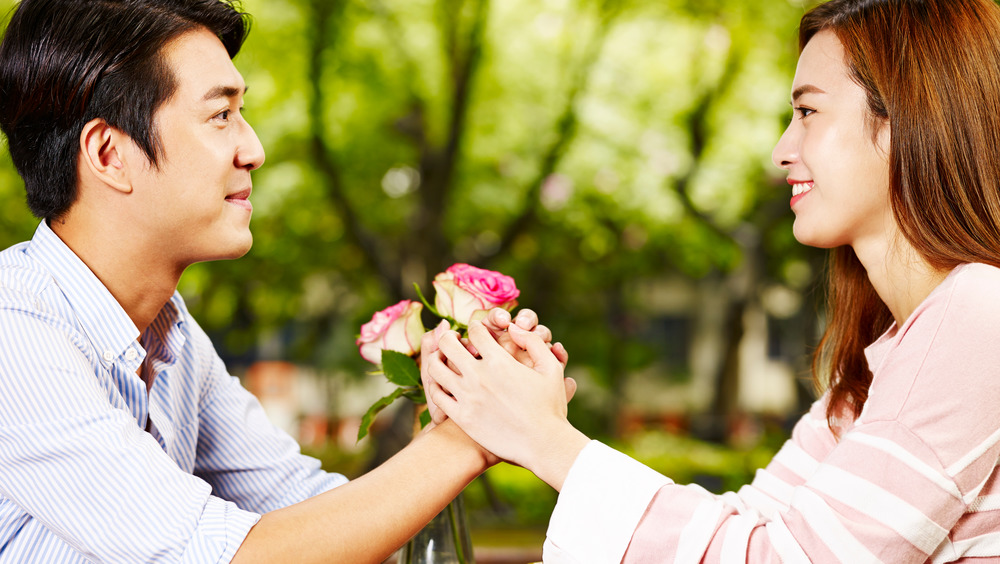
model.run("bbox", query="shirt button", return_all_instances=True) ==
[125,348,138,361]
[102,350,115,362]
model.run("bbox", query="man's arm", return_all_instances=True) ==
[232,420,488,563]
[231,309,558,562]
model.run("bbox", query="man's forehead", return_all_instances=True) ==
[163,28,246,101]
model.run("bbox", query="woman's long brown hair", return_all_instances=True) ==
[800,0,1000,426]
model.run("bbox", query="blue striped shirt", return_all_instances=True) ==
[0,222,348,562]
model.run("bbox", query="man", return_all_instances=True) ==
[0,0,560,561]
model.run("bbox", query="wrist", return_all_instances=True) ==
[432,419,494,473]
[526,424,590,492]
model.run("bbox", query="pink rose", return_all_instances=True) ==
[356,300,425,364]
[433,263,520,326]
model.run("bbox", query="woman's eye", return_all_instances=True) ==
[795,106,816,119]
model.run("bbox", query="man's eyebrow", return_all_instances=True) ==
[791,84,825,103]
[202,84,249,101]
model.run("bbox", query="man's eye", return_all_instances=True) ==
[216,109,231,121]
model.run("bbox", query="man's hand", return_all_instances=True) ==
[472,308,569,368]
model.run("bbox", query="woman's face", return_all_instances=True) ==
[772,30,894,252]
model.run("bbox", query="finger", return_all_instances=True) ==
[427,381,459,421]
[529,323,553,344]
[420,321,448,373]
[511,347,534,368]
[427,347,464,394]
[465,319,516,360]
[433,319,450,343]
[420,325,446,418]
[420,321,446,362]
[423,375,451,424]
[482,308,512,334]
[436,330,482,376]
[508,324,561,374]
[513,308,538,330]
[551,342,569,366]
[460,336,481,358]
[445,355,463,375]
[420,331,436,358]
[493,332,534,367]
[420,347,439,419]
[564,377,578,402]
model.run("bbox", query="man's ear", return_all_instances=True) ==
[79,118,133,194]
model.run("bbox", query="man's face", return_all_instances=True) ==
[123,27,264,268]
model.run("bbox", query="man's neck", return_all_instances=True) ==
[49,216,182,334]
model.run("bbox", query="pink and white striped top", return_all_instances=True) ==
[543,262,1000,563]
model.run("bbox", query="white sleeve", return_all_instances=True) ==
[543,441,671,563]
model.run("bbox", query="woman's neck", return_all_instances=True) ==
[853,234,950,327]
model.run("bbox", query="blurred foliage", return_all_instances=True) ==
[0,0,824,437]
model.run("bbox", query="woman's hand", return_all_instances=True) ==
[424,321,588,490]
[420,308,569,425]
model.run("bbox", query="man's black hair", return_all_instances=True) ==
[0,0,250,220]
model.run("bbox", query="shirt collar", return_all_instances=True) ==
[25,221,142,366]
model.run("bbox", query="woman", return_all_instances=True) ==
[423,0,1000,561]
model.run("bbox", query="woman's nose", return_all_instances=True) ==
[771,122,799,170]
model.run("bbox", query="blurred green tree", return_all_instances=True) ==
[0,0,823,440]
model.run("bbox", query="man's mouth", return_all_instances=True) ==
[226,188,253,212]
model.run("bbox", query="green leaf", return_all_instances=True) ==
[418,408,431,429]
[381,350,421,387]
[401,387,426,403]
[357,387,405,442]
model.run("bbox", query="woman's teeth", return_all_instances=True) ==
[792,183,812,196]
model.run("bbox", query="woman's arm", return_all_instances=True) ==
[425,304,1000,563]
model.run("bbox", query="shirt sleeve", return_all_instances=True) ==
[545,266,1000,563]
[185,317,348,513]
[0,306,260,562]
[543,441,672,563]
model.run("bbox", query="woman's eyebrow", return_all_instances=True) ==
[792,84,826,103]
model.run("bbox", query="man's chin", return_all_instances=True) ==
[194,235,254,264]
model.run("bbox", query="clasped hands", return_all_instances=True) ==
[419,308,578,471]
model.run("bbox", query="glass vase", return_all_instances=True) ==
[396,493,475,564]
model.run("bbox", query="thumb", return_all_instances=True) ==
[423,320,448,352]
[421,320,450,420]
[420,320,446,369]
